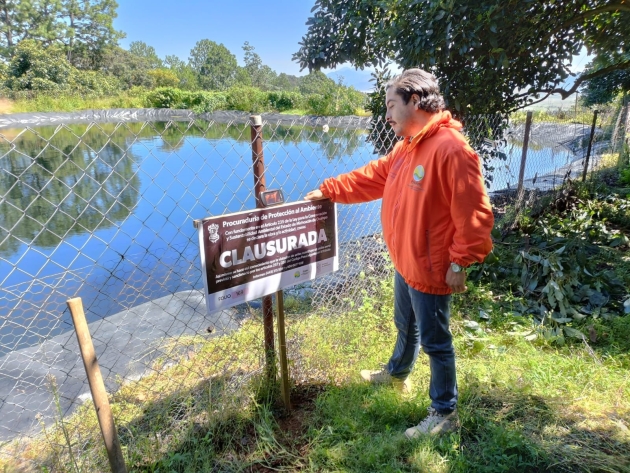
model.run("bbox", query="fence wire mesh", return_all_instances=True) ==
[0,105,626,470]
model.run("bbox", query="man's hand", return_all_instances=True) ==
[304,189,326,200]
[446,267,467,293]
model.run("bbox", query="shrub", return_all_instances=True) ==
[187,91,227,113]
[306,93,332,116]
[69,69,120,96]
[0,62,7,83]
[143,87,228,113]
[225,86,270,113]
[268,91,303,111]
[144,87,186,109]
[6,40,71,92]
[306,86,367,116]
[148,68,180,88]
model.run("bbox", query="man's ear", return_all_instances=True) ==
[411,93,421,109]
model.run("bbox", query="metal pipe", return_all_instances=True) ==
[582,110,599,182]
[515,111,533,212]
[276,290,291,411]
[250,115,276,378]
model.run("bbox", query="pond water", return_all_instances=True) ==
[0,120,383,354]
[488,141,581,190]
[0,119,580,354]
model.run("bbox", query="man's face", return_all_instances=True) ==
[385,88,418,137]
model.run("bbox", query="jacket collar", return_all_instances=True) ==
[403,110,462,153]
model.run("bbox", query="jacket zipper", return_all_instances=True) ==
[426,230,432,272]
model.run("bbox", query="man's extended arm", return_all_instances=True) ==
[305,146,398,203]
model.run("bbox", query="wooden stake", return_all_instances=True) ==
[67,297,127,473]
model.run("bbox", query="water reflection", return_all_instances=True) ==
[147,120,368,160]
[0,121,370,263]
[0,125,141,259]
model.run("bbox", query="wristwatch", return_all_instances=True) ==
[450,262,464,273]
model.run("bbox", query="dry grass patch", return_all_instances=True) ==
[0,98,14,114]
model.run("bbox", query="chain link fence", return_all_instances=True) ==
[0,104,625,470]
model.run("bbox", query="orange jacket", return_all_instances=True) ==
[320,111,494,295]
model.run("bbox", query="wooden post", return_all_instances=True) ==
[275,290,291,411]
[66,298,127,473]
[515,111,533,211]
[582,110,599,182]
[250,115,276,379]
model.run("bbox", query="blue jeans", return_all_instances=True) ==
[386,271,458,414]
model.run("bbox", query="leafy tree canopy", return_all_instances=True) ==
[580,50,630,106]
[242,41,277,90]
[5,39,72,91]
[4,39,118,93]
[297,70,336,95]
[164,54,198,90]
[294,0,630,115]
[100,46,154,89]
[188,39,238,91]
[0,0,124,68]
[129,40,163,69]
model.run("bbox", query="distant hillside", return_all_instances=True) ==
[524,75,580,111]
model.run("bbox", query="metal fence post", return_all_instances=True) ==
[515,111,533,211]
[276,290,291,411]
[582,110,599,182]
[66,298,127,473]
[250,115,276,380]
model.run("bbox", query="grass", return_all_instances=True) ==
[4,93,148,113]
[1,180,629,472]
[3,270,628,472]
[279,108,371,117]
[510,107,602,126]
[3,100,372,117]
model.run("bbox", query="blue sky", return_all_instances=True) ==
[115,0,318,77]
[114,1,590,96]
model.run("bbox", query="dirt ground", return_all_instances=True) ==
[0,98,13,114]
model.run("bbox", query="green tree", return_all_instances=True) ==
[165,54,198,90]
[129,40,163,69]
[188,39,237,90]
[242,41,276,90]
[5,39,71,91]
[234,65,252,86]
[0,0,124,68]
[148,68,179,88]
[298,70,335,95]
[4,38,119,94]
[60,0,124,68]
[0,0,40,57]
[294,0,630,115]
[274,72,300,91]
[581,53,630,106]
[101,46,153,89]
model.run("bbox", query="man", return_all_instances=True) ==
[304,69,494,438]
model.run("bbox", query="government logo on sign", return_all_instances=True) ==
[208,223,220,243]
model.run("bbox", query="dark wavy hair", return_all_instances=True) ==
[385,69,445,113]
